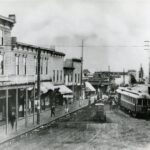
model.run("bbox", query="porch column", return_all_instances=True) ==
[25,88,28,127]
[33,85,35,125]
[6,89,8,134]
[15,88,18,131]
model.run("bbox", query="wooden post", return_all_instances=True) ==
[15,88,18,131]
[25,88,28,127]
[33,85,35,125]
[6,89,8,134]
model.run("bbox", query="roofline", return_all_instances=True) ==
[0,15,15,24]
[72,58,81,62]
[16,42,65,56]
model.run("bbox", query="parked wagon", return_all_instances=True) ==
[94,102,106,122]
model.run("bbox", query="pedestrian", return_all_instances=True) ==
[51,105,55,117]
[9,111,16,129]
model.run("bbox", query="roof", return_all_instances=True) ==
[16,42,65,56]
[116,85,150,99]
[0,15,15,24]
[72,58,81,63]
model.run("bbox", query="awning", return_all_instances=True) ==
[54,85,73,94]
[40,82,54,94]
[63,95,73,98]
[85,82,96,92]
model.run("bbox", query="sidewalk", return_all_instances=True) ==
[0,99,89,145]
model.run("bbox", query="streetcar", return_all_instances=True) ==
[116,86,150,117]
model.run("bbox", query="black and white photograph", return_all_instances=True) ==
[0,0,150,149]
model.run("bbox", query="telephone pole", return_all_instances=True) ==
[123,68,125,86]
[80,39,84,100]
[144,41,150,84]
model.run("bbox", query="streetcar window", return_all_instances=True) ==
[148,100,150,105]
[143,99,147,106]
[137,99,142,105]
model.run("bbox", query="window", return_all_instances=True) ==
[137,99,142,105]
[23,57,27,75]
[15,56,19,75]
[75,74,77,83]
[40,58,43,74]
[53,70,55,82]
[143,99,147,106]
[34,57,37,75]
[60,70,62,81]
[78,74,80,83]
[0,30,3,46]
[57,70,59,82]
[46,58,48,75]
[0,54,4,75]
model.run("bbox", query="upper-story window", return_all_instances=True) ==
[0,54,4,75]
[0,30,3,46]
[57,70,59,82]
[60,70,62,81]
[23,57,27,75]
[46,58,48,75]
[40,58,43,74]
[75,73,77,83]
[34,57,38,75]
[53,70,55,82]
[15,56,19,75]
[78,74,80,83]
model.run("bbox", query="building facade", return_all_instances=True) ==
[64,58,81,99]
[0,14,66,134]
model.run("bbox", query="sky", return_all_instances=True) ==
[0,0,150,75]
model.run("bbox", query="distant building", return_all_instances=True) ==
[63,58,81,99]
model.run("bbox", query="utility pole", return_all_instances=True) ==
[123,68,125,86]
[81,39,83,88]
[144,41,150,84]
[80,39,84,103]
[108,65,110,95]
[37,47,41,124]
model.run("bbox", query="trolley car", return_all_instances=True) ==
[116,87,150,117]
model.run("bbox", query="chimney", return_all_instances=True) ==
[8,14,16,23]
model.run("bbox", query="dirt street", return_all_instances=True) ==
[2,104,150,150]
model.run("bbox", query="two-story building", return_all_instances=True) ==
[0,14,66,134]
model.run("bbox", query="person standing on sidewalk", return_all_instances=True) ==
[9,111,16,129]
[51,105,55,117]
